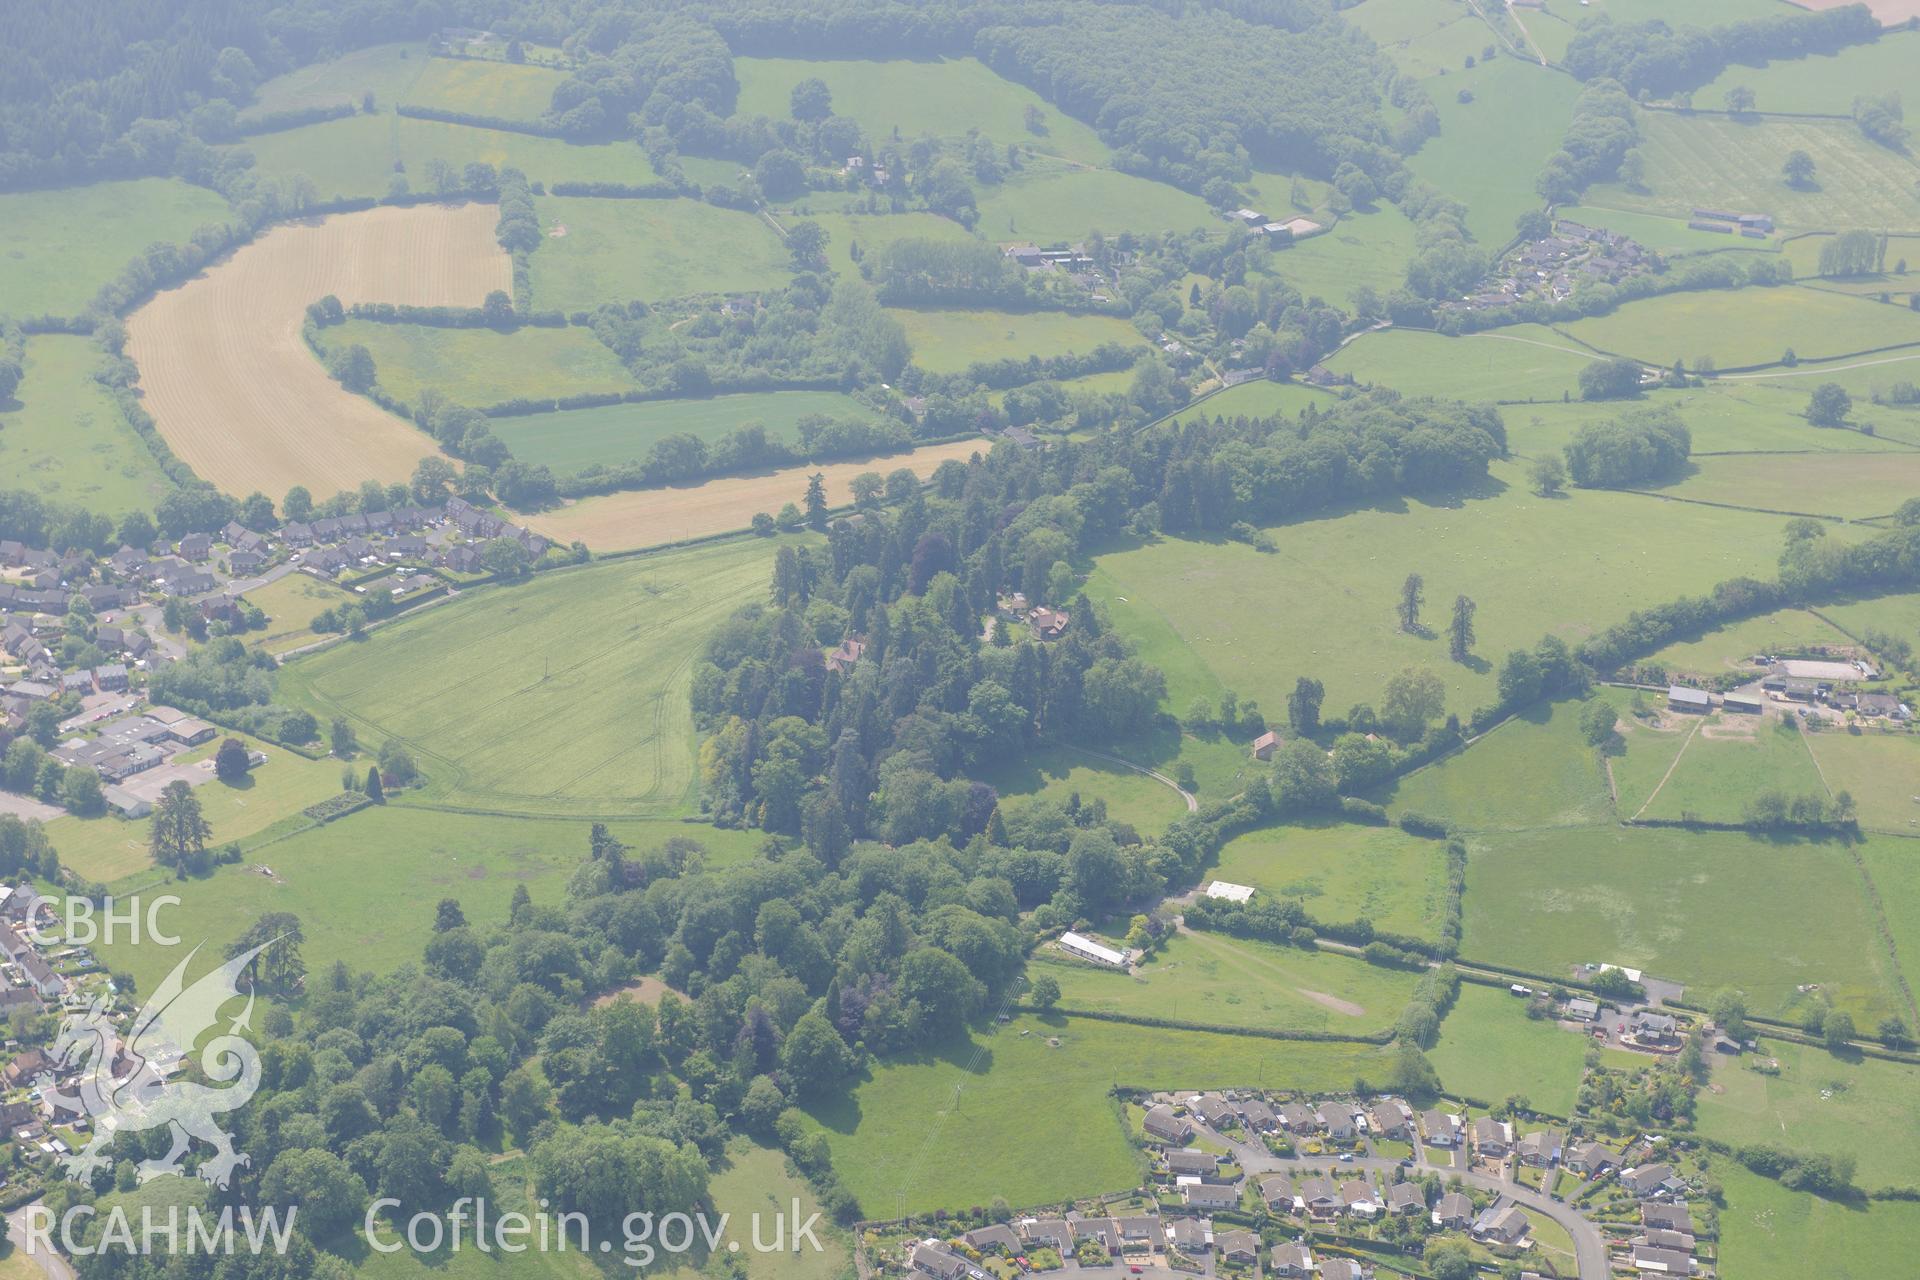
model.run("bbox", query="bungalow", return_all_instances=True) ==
[1297,1177,1341,1220]
[1340,1179,1379,1219]
[1251,729,1281,760]
[1386,1183,1425,1217]
[1165,1217,1207,1255]
[1215,1229,1259,1266]
[1166,1149,1218,1177]
[1143,1103,1194,1145]
[1666,686,1711,714]
[1471,1116,1513,1157]
[1432,1192,1474,1231]
[1565,1141,1617,1177]
[1183,1181,1240,1212]
[1637,1228,1696,1254]
[1071,1218,1121,1255]
[910,1242,979,1280]
[1367,1100,1412,1140]
[1191,1093,1235,1129]
[1632,1246,1695,1274]
[1257,1174,1294,1211]
[1622,1164,1685,1199]
[1515,1129,1562,1168]
[1420,1109,1461,1147]
[1642,1204,1692,1234]
[1319,1261,1366,1280]
[1240,1098,1276,1131]
[1114,1217,1158,1251]
[1058,931,1128,969]
[1278,1102,1318,1133]
[1020,1219,1072,1253]
[962,1225,1020,1256]
[1857,691,1911,720]
[1268,1243,1315,1278]
[1316,1101,1356,1139]
[1472,1204,1531,1246]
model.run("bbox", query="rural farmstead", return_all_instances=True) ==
[4,3,1920,1279]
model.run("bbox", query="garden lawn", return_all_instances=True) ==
[1717,1163,1920,1280]
[1563,287,1920,370]
[1699,1037,1920,1189]
[1646,608,1852,681]
[1582,113,1920,234]
[490,390,876,472]
[1461,824,1905,1024]
[528,196,790,310]
[0,179,231,318]
[1255,205,1419,310]
[1385,696,1615,831]
[1405,57,1580,246]
[276,538,780,817]
[45,738,348,886]
[974,742,1188,835]
[1324,327,1595,402]
[246,572,365,655]
[802,1013,1389,1215]
[1090,460,1800,721]
[1649,452,1920,520]
[732,57,1111,166]
[889,308,1148,374]
[1639,713,1827,823]
[1208,821,1449,940]
[1428,982,1590,1117]
[321,319,636,408]
[1037,930,1420,1037]
[0,335,176,514]
[1803,730,1920,835]
[973,166,1216,243]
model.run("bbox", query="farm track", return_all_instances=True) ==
[125,203,509,497]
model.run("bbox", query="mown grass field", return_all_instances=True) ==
[46,738,350,885]
[244,42,428,118]
[1803,730,1920,834]
[279,538,782,816]
[1091,460,1801,720]
[491,390,875,472]
[1697,30,1920,116]
[802,1013,1389,1215]
[404,57,567,120]
[233,113,657,201]
[1717,1163,1920,1280]
[1254,205,1419,309]
[1699,1037,1920,1189]
[1818,591,1920,644]
[1383,696,1613,832]
[1462,824,1904,1023]
[1566,286,1920,370]
[1501,384,1900,458]
[732,56,1111,166]
[1038,930,1419,1037]
[1177,378,1343,422]
[247,571,365,655]
[973,742,1188,835]
[528,196,790,310]
[1650,451,1920,520]
[321,319,635,407]
[1325,327,1595,401]
[0,178,231,318]
[1860,833,1920,1012]
[1208,821,1449,939]
[1405,57,1580,246]
[889,307,1149,374]
[1583,112,1920,233]
[1646,607,1852,679]
[0,335,175,514]
[1428,982,1590,1117]
[1346,0,1496,79]
[1640,714,1827,824]
[972,165,1217,243]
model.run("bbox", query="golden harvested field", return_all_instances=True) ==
[530,438,990,551]
[125,203,509,499]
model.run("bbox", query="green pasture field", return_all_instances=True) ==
[233,113,656,201]
[990,368,1136,408]
[246,571,364,655]
[1382,696,1613,832]
[404,57,567,120]
[974,742,1188,835]
[1406,57,1580,246]
[1557,204,1786,257]
[45,738,350,885]
[1582,112,1920,233]
[0,335,175,514]
[1090,459,1800,720]
[1207,820,1449,940]
[320,319,635,407]
[801,1013,1389,1215]
[973,165,1217,243]
[1461,824,1905,1023]
[888,307,1149,374]
[1861,833,1920,1005]
[1583,0,1781,23]
[1804,730,1920,835]
[802,210,973,276]
[1500,384,1901,458]
[1254,205,1420,310]
[1603,690,1700,817]
[732,57,1111,167]
[1562,286,1920,369]
[1345,0,1498,80]
[1699,1037,1920,1189]
[244,42,428,118]
[675,153,748,188]
[1648,451,1920,519]
[91,806,765,997]
[1037,929,1419,1037]
[0,179,231,318]
[1244,169,1336,224]
[490,390,875,472]
[1645,607,1852,680]
[1428,983,1590,1118]
[1818,589,1920,642]
[528,196,789,310]
[1722,351,1920,408]
[1639,713,1827,824]
[1175,378,1343,422]
[1698,30,1920,116]
[277,538,780,817]
[1325,327,1594,402]
[1783,231,1920,292]
[1717,1163,1920,1280]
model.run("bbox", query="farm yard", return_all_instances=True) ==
[125,202,509,497]
[490,390,878,472]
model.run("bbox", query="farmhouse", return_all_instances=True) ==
[1666,686,1711,713]
[1057,931,1128,968]
[1629,1011,1679,1045]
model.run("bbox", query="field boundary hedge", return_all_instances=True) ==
[394,103,563,138]
[233,103,358,137]
[1009,1003,1392,1045]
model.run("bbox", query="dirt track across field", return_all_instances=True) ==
[126,203,509,498]
[529,439,993,551]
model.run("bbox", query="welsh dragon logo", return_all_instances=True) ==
[38,941,270,1188]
